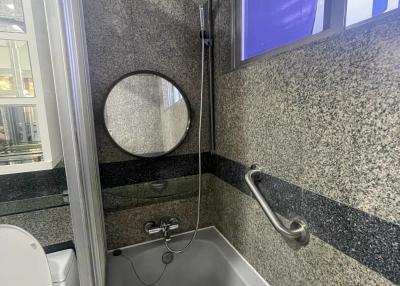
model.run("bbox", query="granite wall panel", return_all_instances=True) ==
[210,155,399,284]
[105,189,216,249]
[212,3,400,285]
[209,177,394,286]
[214,7,400,225]
[82,0,209,164]
[0,206,73,247]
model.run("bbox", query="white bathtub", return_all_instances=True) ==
[107,227,269,286]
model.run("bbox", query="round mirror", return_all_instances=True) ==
[104,71,191,158]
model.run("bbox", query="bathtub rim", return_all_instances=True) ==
[107,226,269,286]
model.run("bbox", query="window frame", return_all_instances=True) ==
[0,0,62,174]
[232,0,398,70]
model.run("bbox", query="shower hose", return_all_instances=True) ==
[119,29,206,286]
[163,30,205,254]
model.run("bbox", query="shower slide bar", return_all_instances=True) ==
[245,165,310,245]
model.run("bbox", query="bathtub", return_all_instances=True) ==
[107,227,269,286]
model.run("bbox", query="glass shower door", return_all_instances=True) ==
[44,0,107,285]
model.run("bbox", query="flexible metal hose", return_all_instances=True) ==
[119,7,207,286]
[120,253,167,286]
[164,30,205,254]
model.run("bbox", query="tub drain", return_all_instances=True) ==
[162,251,174,264]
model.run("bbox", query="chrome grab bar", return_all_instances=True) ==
[245,166,309,245]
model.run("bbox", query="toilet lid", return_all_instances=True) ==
[0,225,52,286]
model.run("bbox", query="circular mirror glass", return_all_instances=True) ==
[104,72,191,158]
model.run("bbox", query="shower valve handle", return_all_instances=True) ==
[144,217,180,240]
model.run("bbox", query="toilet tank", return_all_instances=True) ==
[47,249,79,286]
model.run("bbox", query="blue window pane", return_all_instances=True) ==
[346,0,399,26]
[242,0,325,61]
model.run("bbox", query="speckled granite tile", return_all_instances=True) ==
[0,194,67,216]
[0,167,67,202]
[299,14,400,225]
[301,188,400,283]
[83,0,209,164]
[104,189,217,249]
[211,154,251,195]
[209,177,394,286]
[214,49,308,184]
[99,152,212,188]
[214,10,400,224]
[0,206,73,247]
[210,156,400,283]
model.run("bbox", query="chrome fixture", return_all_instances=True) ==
[199,1,206,32]
[163,1,208,254]
[199,1,212,47]
[245,165,310,245]
[144,217,180,242]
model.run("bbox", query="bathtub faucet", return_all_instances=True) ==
[144,217,180,242]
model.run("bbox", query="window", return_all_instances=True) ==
[241,0,328,61]
[235,0,399,66]
[0,0,62,174]
[346,0,399,26]
[162,80,182,109]
[0,40,34,97]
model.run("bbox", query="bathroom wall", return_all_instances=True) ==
[212,4,400,286]
[0,206,73,248]
[0,166,73,248]
[209,177,393,285]
[0,166,66,203]
[105,175,217,249]
[82,0,212,247]
[83,0,209,164]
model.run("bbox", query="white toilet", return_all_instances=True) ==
[0,224,79,286]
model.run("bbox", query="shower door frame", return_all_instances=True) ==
[45,0,107,285]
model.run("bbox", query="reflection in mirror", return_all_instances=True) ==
[104,72,190,158]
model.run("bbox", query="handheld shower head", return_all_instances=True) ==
[199,1,207,32]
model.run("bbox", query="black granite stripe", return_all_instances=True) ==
[0,203,69,217]
[0,153,213,202]
[99,152,212,189]
[43,240,75,254]
[212,153,251,196]
[0,167,67,203]
[211,154,400,284]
